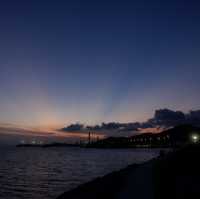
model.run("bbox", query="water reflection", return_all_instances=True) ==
[0,147,159,199]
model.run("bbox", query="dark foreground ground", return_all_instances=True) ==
[57,144,200,199]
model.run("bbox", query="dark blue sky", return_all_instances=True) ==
[0,0,200,129]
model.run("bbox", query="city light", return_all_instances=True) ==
[191,134,199,143]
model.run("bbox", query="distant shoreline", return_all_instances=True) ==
[16,143,172,149]
[16,125,200,149]
[16,143,81,148]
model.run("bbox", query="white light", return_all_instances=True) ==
[32,140,36,144]
[193,135,197,140]
[191,134,199,143]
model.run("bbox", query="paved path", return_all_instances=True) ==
[117,161,155,199]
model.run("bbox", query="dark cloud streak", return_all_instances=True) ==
[61,108,200,133]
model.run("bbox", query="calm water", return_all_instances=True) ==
[0,146,159,199]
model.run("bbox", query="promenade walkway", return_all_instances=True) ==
[117,161,155,199]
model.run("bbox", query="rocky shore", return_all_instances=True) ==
[57,162,141,199]
[57,144,200,199]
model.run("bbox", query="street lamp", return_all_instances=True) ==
[191,134,199,143]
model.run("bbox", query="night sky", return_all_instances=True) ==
[0,0,200,130]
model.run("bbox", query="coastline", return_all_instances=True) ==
[56,156,158,199]
[57,144,200,199]
[56,162,141,199]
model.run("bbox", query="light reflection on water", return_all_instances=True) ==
[0,146,159,199]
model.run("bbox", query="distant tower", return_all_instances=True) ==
[88,132,91,144]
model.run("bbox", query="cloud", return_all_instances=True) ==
[60,122,140,133]
[60,123,84,132]
[0,126,54,137]
[187,110,200,121]
[60,108,200,134]
[149,109,186,127]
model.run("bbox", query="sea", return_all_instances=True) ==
[0,146,160,199]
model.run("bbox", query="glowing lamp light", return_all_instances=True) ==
[32,140,36,145]
[191,134,199,143]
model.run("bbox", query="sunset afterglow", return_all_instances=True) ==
[0,0,200,142]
